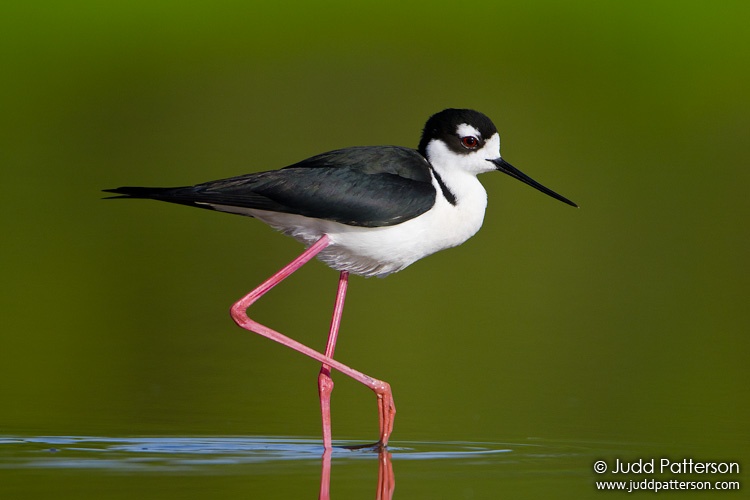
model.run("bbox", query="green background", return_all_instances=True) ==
[2,1,748,498]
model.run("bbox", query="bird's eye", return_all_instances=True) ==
[460,136,479,149]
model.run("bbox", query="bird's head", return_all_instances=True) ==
[418,108,577,207]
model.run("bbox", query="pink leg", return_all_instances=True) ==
[318,271,348,449]
[230,235,396,449]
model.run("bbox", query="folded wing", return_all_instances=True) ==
[104,146,437,228]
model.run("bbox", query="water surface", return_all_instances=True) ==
[1,435,697,499]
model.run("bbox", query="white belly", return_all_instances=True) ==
[245,177,488,277]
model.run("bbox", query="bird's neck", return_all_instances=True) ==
[429,162,488,210]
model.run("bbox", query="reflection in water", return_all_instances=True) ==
[320,449,332,499]
[376,450,395,499]
[319,447,395,500]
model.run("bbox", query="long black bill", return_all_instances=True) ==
[489,158,578,207]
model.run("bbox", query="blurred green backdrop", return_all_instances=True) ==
[1,0,748,497]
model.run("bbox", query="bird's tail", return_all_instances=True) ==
[102,185,217,212]
[102,186,180,200]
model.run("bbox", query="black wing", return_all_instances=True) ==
[104,146,436,227]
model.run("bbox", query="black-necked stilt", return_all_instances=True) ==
[105,108,577,449]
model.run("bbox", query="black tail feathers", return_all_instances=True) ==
[102,186,178,200]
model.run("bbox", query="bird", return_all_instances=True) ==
[104,108,577,450]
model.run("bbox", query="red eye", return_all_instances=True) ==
[461,136,479,149]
